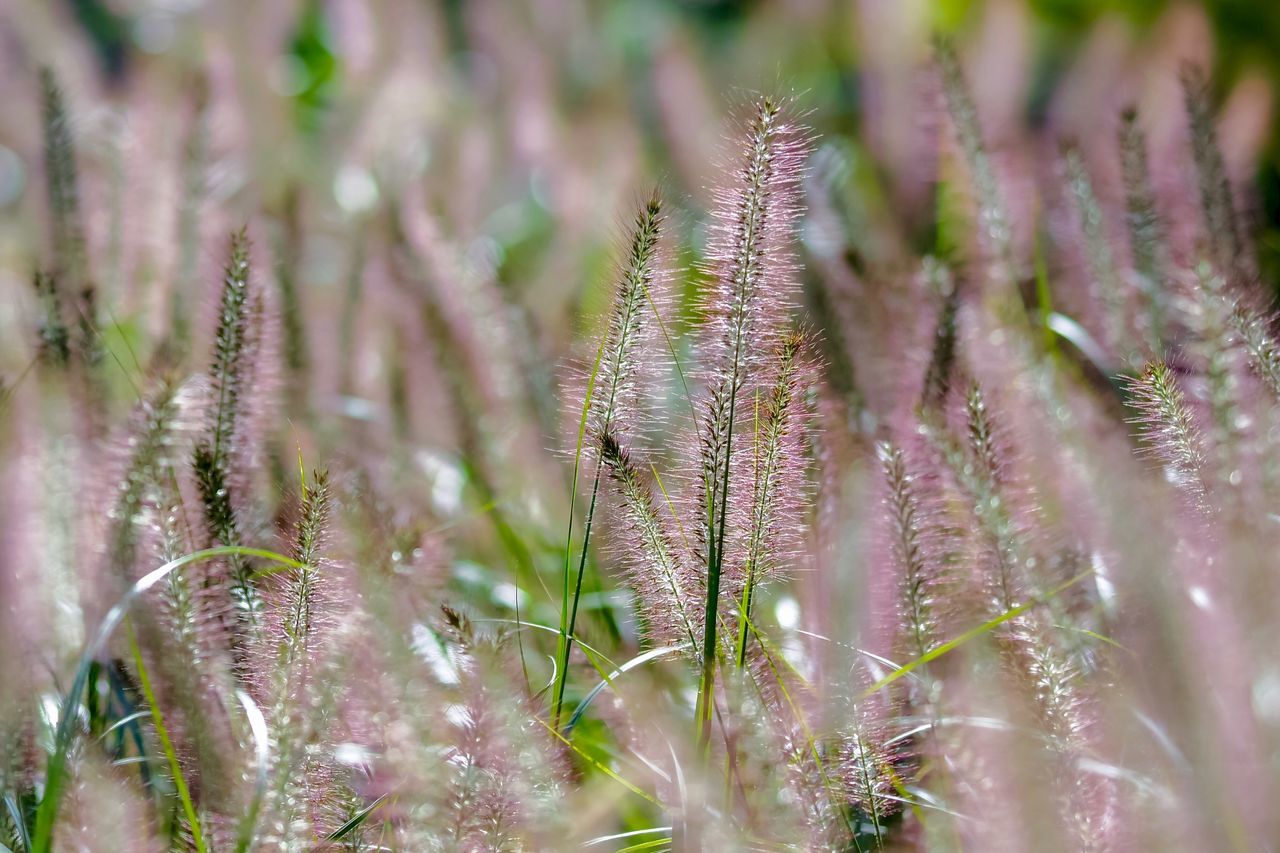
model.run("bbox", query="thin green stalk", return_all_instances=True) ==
[734,337,802,668]
[552,334,605,729]
[694,99,791,758]
[554,459,604,729]
[861,568,1097,699]
[696,377,737,756]
[554,196,663,728]
[124,622,206,853]
[325,794,389,843]
[534,718,661,807]
[1033,226,1059,360]
[733,391,762,669]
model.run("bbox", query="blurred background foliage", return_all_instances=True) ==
[2,3,1280,846]
[5,0,1280,298]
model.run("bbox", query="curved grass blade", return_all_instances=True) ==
[31,546,305,853]
[472,618,619,672]
[533,718,660,807]
[3,796,28,853]
[325,794,389,843]
[565,645,686,735]
[95,711,150,742]
[614,839,672,853]
[233,690,269,853]
[861,569,1096,699]
[584,826,673,847]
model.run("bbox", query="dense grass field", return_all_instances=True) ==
[3,2,1280,850]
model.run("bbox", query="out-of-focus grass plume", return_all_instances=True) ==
[5,1,1280,850]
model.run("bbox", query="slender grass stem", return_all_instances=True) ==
[124,622,207,853]
[553,459,604,729]
[553,326,606,728]
[554,197,663,729]
[696,375,737,756]
[733,391,762,670]
[694,97,794,760]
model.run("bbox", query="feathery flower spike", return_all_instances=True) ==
[194,229,264,649]
[554,192,665,728]
[695,95,807,750]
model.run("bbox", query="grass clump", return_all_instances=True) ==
[6,15,1280,853]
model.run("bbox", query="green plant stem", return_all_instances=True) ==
[733,390,765,670]
[125,621,207,853]
[696,376,739,757]
[552,327,607,729]
[553,459,604,729]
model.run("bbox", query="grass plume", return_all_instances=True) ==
[193,229,265,652]
[8,19,1280,851]
[555,191,664,727]
[694,95,807,752]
